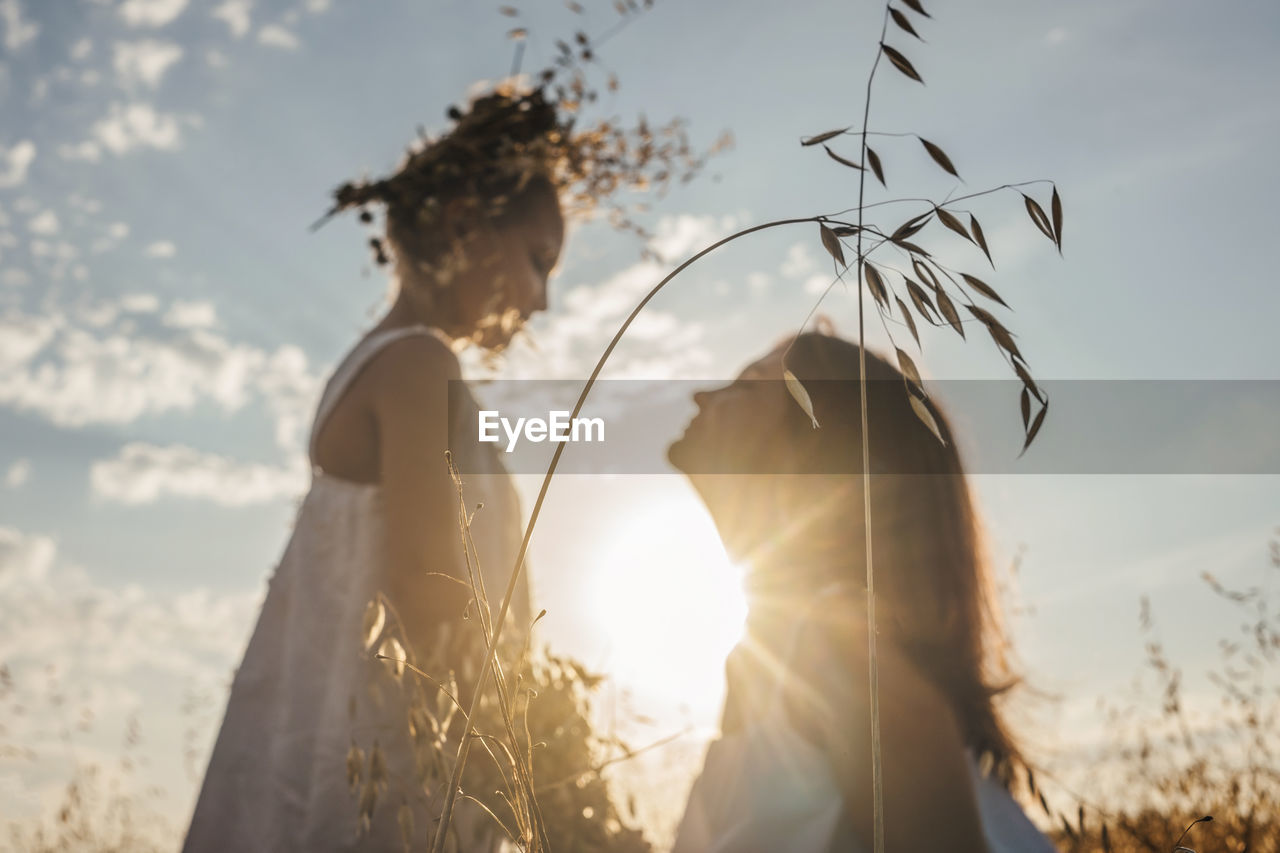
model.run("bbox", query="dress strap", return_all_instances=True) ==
[308,325,451,464]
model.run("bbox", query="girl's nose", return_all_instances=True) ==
[693,389,710,408]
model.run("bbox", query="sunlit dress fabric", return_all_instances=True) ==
[673,593,1060,853]
[182,326,529,852]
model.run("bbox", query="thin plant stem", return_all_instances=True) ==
[509,40,526,78]
[855,6,893,853]
[454,484,551,851]
[1173,815,1214,850]
[828,179,1056,221]
[535,728,691,794]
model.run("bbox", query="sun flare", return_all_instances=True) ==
[585,498,748,714]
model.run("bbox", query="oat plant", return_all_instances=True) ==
[430,1,1066,851]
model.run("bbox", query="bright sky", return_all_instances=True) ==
[2,0,1279,847]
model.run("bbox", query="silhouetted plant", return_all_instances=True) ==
[1038,527,1280,853]
[358,452,654,852]
[1,669,174,852]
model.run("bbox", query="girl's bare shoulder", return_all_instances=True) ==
[362,330,462,410]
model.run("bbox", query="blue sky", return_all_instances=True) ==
[2,0,1279,846]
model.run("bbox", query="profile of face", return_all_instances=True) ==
[398,185,565,348]
[668,342,792,477]
[667,342,805,561]
[672,331,967,587]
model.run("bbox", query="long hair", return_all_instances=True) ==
[779,331,1024,780]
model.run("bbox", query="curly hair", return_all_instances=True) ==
[320,86,563,259]
[312,67,728,349]
[315,76,727,261]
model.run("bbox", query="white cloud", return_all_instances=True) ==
[1046,27,1069,45]
[69,37,93,61]
[304,0,329,12]
[211,0,251,38]
[0,140,36,189]
[76,300,120,328]
[90,103,185,155]
[0,317,243,423]
[779,242,814,279]
[778,240,839,295]
[90,220,130,252]
[747,271,772,294]
[27,210,58,236]
[257,24,299,50]
[0,311,55,365]
[29,74,50,103]
[143,239,176,258]
[117,0,188,28]
[255,344,319,450]
[66,193,102,215]
[803,272,834,295]
[1,269,30,286]
[28,240,79,285]
[4,458,29,487]
[91,443,305,506]
[622,309,689,343]
[120,292,159,313]
[112,40,184,89]
[0,524,261,692]
[162,299,215,329]
[205,48,228,69]
[38,247,78,282]
[0,302,322,451]
[0,0,39,52]
[29,239,76,264]
[493,214,731,380]
[0,526,53,594]
[648,213,735,261]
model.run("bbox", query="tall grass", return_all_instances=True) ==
[1038,529,1280,853]
[8,529,1273,852]
[354,454,654,852]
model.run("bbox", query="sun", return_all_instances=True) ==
[584,496,748,716]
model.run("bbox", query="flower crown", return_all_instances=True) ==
[313,64,730,265]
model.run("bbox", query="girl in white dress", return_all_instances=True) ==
[667,332,1060,853]
[182,90,565,853]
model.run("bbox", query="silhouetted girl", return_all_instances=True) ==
[669,331,1057,853]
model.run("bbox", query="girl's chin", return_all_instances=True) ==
[666,432,696,472]
[668,427,716,475]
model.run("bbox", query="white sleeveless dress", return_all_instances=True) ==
[673,596,1060,853]
[182,326,530,852]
